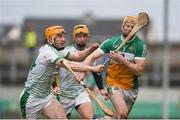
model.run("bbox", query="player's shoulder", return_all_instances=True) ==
[109,34,120,41]
[135,35,145,44]
[40,44,60,56]
[134,36,147,52]
[42,44,57,50]
[39,44,51,52]
[64,45,75,50]
[103,35,120,44]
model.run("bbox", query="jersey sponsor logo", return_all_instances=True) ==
[127,46,135,52]
[124,52,134,62]
[119,51,135,62]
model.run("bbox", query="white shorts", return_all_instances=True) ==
[107,86,138,111]
[60,90,91,114]
[19,90,57,119]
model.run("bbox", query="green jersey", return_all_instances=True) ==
[99,35,147,90]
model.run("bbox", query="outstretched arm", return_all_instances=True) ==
[56,59,104,73]
[67,43,99,61]
[83,48,104,65]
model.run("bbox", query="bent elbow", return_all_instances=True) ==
[135,72,142,76]
[135,69,144,76]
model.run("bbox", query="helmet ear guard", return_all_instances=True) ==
[47,36,55,45]
[73,24,89,38]
[45,26,65,41]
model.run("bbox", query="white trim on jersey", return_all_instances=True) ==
[134,57,146,60]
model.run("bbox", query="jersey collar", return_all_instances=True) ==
[47,43,65,51]
[121,35,136,43]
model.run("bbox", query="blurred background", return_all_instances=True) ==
[0,0,180,119]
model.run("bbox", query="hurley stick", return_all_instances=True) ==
[115,12,149,52]
[103,12,149,65]
[62,61,114,117]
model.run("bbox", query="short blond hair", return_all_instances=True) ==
[122,16,137,26]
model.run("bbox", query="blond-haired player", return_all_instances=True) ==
[19,25,104,119]
[78,16,147,118]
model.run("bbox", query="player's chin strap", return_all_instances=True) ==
[56,47,64,51]
[47,36,54,45]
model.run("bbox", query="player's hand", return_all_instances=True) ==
[100,89,110,100]
[76,72,86,82]
[52,86,60,96]
[89,43,99,52]
[109,51,124,62]
[92,64,104,73]
[74,72,82,82]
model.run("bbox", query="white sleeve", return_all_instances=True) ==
[44,48,63,64]
[59,49,70,59]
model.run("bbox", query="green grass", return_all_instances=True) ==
[0,99,180,119]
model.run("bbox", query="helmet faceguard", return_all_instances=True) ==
[73,25,89,38]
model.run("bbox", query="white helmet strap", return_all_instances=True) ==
[47,36,54,45]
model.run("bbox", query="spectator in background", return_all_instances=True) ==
[24,23,37,60]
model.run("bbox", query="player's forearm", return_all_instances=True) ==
[120,58,144,76]
[56,59,95,72]
[84,49,104,66]
[84,55,95,65]
[65,60,94,72]
[84,52,99,66]
[67,47,95,62]
[77,48,94,61]
[92,72,104,90]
